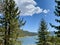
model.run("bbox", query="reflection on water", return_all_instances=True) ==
[18,36,38,45]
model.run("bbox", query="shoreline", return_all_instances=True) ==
[18,35,37,38]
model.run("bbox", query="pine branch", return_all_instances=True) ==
[55,19,60,23]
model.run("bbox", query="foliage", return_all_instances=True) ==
[0,0,25,45]
[50,0,60,37]
[49,0,60,44]
[37,18,49,45]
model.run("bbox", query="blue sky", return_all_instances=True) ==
[15,0,59,32]
[0,0,59,32]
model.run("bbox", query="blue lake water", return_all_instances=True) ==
[18,36,38,45]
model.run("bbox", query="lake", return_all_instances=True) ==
[17,32,54,45]
[18,36,38,45]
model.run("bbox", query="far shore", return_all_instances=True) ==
[18,35,37,38]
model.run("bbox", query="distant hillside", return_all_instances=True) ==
[18,30,55,37]
[18,30,37,37]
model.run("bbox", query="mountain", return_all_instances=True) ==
[18,30,37,37]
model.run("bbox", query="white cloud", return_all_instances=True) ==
[43,9,50,13]
[14,0,49,16]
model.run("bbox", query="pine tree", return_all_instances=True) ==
[0,0,25,45]
[37,19,48,45]
[50,0,60,37]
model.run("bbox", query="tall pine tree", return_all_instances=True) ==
[37,19,48,45]
[50,0,60,37]
[0,0,25,45]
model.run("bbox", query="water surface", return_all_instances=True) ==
[18,36,38,45]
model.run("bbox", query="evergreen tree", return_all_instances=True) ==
[50,0,60,37]
[0,0,25,45]
[37,19,48,45]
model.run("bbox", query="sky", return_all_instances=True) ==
[14,0,60,32]
[0,0,59,32]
